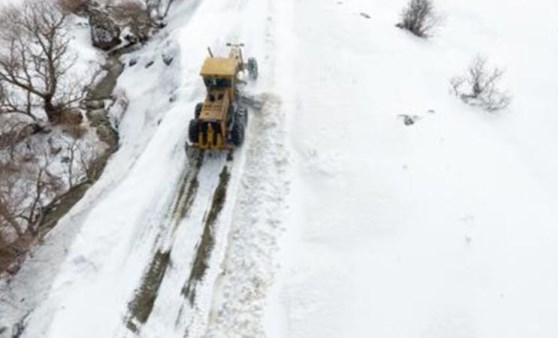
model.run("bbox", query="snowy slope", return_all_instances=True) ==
[276,0,558,337]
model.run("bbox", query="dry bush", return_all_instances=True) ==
[59,109,84,126]
[0,155,63,274]
[0,231,27,275]
[57,0,88,15]
[396,0,439,38]
[0,120,37,152]
[63,124,88,139]
[0,163,26,239]
[451,56,511,112]
[0,158,61,238]
[0,231,14,273]
[61,138,96,187]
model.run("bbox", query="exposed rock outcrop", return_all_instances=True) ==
[89,8,121,50]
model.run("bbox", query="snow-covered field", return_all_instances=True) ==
[276,0,558,337]
[1,0,558,337]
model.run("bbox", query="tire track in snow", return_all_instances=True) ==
[135,154,232,338]
[135,0,268,335]
[173,152,243,338]
[121,0,247,330]
[123,150,234,338]
[182,165,231,305]
[125,152,204,334]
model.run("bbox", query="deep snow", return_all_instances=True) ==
[276,0,558,337]
[1,0,558,337]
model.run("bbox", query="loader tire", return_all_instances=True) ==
[230,121,244,147]
[247,58,258,80]
[195,103,203,118]
[237,106,248,126]
[188,119,200,143]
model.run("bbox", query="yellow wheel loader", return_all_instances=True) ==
[187,43,258,151]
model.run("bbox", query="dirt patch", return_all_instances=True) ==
[182,166,230,305]
[126,250,171,332]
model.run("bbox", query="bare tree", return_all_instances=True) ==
[61,137,94,188]
[451,56,511,112]
[0,119,40,160]
[0,81,40,122]
[0,0,89,124]
[396,0,439,38]
[0,175,25,239]
[0,147,63,239]
[0,151,64,274]
[144,0,175,21]
[162,0,175,18]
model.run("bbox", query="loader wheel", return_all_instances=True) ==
[230,121,244,147]
[237,106,248,125]
[247,58,258,80]
[188,119,200,143]
[194,103,203,118]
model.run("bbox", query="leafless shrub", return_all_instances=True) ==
[0,148,70,273]
[451,56,511,112]
[0,152,63,239]
[0,0,93,125]
[62,139,79,188]
[0,164,26,239]
[0,229,16,274]
[64,125,88,139]
[61,137,95,187]
[0,120,37,155]
[59,109,84,126]
[396,0,439,38]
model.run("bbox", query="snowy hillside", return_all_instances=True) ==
[276,0,558,337]
[1,0,558,337]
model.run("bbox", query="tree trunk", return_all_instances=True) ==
[44,96,59,124]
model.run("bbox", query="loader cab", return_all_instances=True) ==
[203,76,232,105]
[200,57,239,103]
[203,77,232,89]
